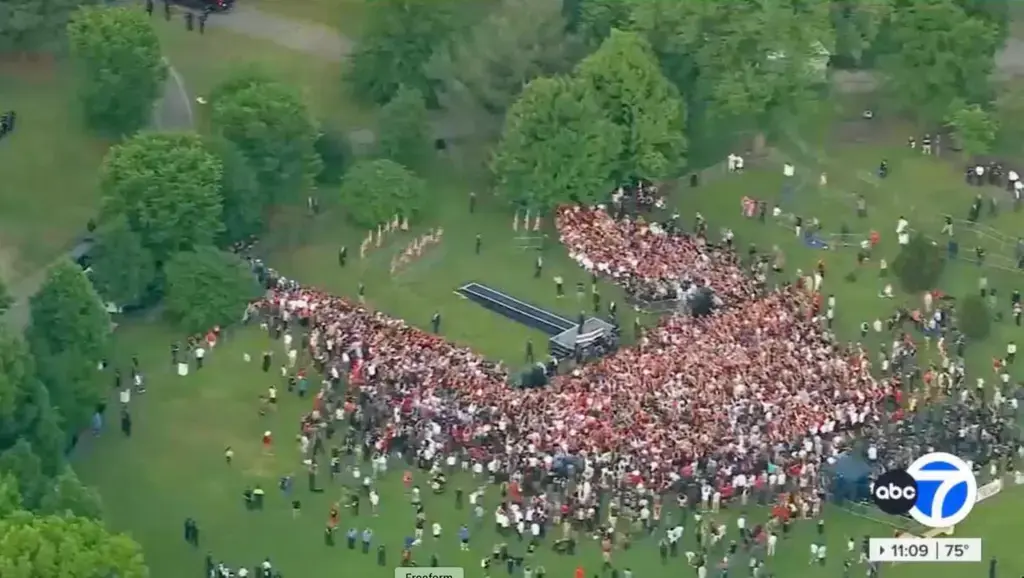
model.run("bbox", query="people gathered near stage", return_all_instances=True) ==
[248,200,946,507]
[556,205,755,306]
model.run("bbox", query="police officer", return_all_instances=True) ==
[475,234,482,255]
[185,10,194,31]
[525,340,534,363]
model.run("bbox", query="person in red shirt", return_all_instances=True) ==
[574,566,584,578]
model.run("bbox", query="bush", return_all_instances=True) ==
[959,295,991,340]
[314,128,352,185]
[892,235,945,293]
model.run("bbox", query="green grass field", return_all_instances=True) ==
[0,57,106,279]
[3,4,1023,576]
[75,318,1024,578]
[72,102,1024,578]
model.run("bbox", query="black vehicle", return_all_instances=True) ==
[170,0,234,13]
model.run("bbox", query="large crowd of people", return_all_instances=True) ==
[249,201,937,505]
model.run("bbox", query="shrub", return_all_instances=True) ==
[959,294,991,340]
[892,234,945,293]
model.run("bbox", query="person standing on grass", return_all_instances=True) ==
[120,409,132,437]
[361,527,373,553]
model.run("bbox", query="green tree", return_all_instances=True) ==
[574,29,686,182]
[338,159,427,228]
[313,127,353,186]
[0,510,149,577]
[0,439,45,510]
[0,327,65,483]
[0,277,10,316]
[26,261,110,433]
[491,76,621,210]
[575,0,632,47]
[0,0,98,52]
[38,467,103,520]
[347,0,459,105]
[944,100,998,158]
[67,6,166,135]
[377,86,431,169]
[164,247,261,334]
[627,0,832,150]
[99,132,224,260]
[876,0,998,123]
[206,137,264,248]
[831,0,895,66]
[959,294,991,340]
[210,71,322,204]
[0,475,21,517]
[427,0,576,130]
[892,234,945,293]
[88,217,155,307]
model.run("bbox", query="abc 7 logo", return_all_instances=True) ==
[871,452,978,528]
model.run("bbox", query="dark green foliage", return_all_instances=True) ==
[88,217,156,307]
[164,247,262,334]
[314,128,353,186]
[338,159,427,229]
[377,86,431,170]
[959,294,991,340]
[347,0,459,105]
[0,277,10,316]
[26,261,111,434]
[67,6,166,135]
[206,137,265,247]
[892,234,945,293]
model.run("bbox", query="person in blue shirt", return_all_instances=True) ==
[347,528,358,550]
[459,525,470,551]
[362,528,373,553]
[404,535,416,550]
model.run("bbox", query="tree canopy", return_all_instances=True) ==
[99,132,224,260]
[491,75,620,210]
[210,71,322,204]
[347,0,460,105]
[427,0,576,129]
[164,247,261,334]
[67,6,166,135]
[338,159,428,228]
[0,277,10,317]
[26,261,110,434]
[877,0,999,123]
[377,85,431,170]
[88,217,156,307]
[945,100,998,158]
[574,29,687,182]
[0,510,148,578]
[0,0,98,53]
[627,0,833,145]
[205,137,264,248]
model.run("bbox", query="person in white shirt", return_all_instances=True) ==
[896,216,908,234]
[710,490,722,512]
[369,489,380,512]
[194,346,206,369]
[816,544,827,565]
[810,543,819,565]
[767,533,778,556]
[432,521,442,539]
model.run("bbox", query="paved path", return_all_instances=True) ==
[207,5,351,59]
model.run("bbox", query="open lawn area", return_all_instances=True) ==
[0,57,106,279]
[153,17,374,131]
[75,318,1024,578]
